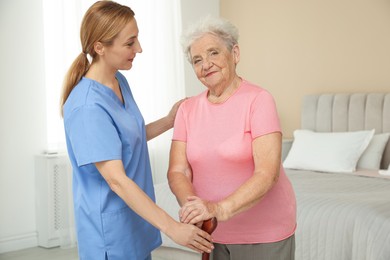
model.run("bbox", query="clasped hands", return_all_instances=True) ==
[179,196,226,227]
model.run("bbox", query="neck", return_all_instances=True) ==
[85,62,123,104]
[85,62,118,90]
[207,76,241,104]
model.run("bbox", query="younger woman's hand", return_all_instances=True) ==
[166,98,187,125]
[166,221,214,254]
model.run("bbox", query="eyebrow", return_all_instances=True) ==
[126,35,137,41]
[191,54,201,60]
[191,47,219,59]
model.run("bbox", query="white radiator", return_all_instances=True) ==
[34,153,76,248]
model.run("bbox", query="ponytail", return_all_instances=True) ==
[60,1,135,117]
[60,52,90,117]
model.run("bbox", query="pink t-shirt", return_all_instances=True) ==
[173,80,296,244]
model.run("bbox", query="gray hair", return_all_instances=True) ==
[181,16,239,63]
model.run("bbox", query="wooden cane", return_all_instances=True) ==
[201,217,218,260]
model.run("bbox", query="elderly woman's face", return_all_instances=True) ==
[189,33,239,89]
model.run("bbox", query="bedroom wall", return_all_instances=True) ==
[0,0,47,253]
[0,0,219,254]
[220,0,390,138]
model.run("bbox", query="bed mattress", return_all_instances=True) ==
[287,169,390,260]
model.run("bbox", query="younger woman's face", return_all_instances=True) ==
[103,18,143,71]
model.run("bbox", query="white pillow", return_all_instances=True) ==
[283,129,374,173]
[154,182,194,253]
[357,133,390,170]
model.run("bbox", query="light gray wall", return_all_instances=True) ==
[0,0,47,253]
[0,0,219,253]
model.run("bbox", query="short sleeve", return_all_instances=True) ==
[250,90,282,139]
[172,104,187,142]
[66,104,122,166]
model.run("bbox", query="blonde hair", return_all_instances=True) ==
[60,1,135,116]
[181,16,239,63]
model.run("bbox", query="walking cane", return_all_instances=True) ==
[201,217,218,260]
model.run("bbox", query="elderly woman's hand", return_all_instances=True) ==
[179,196,222,225]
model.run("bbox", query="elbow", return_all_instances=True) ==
[261,168,280,191]
[266,170,280,192]
[106,179,120,193]
[105,176,125,195]
[167,170,180,193]
[271,163,282,183]
[167,170,176,188]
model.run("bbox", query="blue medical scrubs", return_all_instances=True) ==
[63,72,161,260]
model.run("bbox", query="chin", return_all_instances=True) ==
[203,81,219,89]
[121,64,133,71]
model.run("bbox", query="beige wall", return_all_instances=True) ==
[220,0,390,138]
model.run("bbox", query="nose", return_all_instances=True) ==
[202,58,213,70]
[136,39,143,54]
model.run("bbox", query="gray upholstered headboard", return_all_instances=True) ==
[301,93,390,169]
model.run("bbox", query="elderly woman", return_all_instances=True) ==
[167,16,297,260]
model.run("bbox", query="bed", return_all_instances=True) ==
[283,93,390,260]
[152,93,390,260]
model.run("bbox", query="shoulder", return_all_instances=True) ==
[64,78,93,108]
[64,101,110,132]
[241,79,266,93]
[240,79,275,101]
[179,91,207,111]
[63,78,103,121]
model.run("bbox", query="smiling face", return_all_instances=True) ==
[100,18,142,71]
[190,33,239,90]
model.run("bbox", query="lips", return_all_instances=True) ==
[205,71,217,77]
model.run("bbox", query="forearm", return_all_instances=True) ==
[96,160,175,234]
[112,175,175,233]
[168,171,195,206]
[216,171,278,221]
[145,116,173,141]
[145,98,186,141]
[167,140,195,206]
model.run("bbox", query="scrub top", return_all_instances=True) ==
[63,72,161,260]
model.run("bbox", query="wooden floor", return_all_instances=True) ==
[0,247,78,260]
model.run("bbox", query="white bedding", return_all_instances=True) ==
[287,169,390,260]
